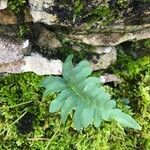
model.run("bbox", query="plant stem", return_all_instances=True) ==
[44,123,61,150]
[1,111,27,139]
[9,100,33,108]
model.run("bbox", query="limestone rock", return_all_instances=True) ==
[29,0,58,25]
[100,74,121,83]
[0,60,25,73]
[90,47,117,70]
[22,53,62,75]
[0,53,62,75]
[0,0,7,10]
[94,46,114,54]
[0,37,30,64]
[0,9,16,24]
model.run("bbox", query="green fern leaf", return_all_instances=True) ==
[40,54,142,131]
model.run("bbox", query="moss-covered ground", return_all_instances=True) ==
[0,39,150,149]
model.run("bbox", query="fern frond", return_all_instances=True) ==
[40,55,142,131]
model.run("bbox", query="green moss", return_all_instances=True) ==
[8,0,26,14]
[0,58,149,149]
[8,0,29,38]
[0,73,127,149]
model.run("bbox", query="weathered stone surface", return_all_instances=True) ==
[90,47,117,70]
[0,9,17,24]
[68,27,150,46]
[0,24,117,74]
[94,46,114,54]
[0,9,32,25]
[28,0,150,47]
[0,60,25,73]
[38,26,62,49]
[0,0,149,76]
[22,53,62,75]
[29,0,58,25]
[100,74,121,83]
[0,53,63,75]
[0,37,30,64]
[0,0,7,10]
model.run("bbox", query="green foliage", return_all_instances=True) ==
[17,24,29,38]
[85,5,115,26]
[116,0,129,8]
[127,56,150,77]
[8,0,29,38]
[40,55,141,130]
[8,0,26,14]
[73,0,84,19]
[0,73,129,149]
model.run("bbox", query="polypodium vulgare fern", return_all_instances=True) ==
[40,55,141,130]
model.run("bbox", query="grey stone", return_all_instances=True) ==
[0,36,30,64]
[22,53,62,75]
[29,0,58,25]
[90,47,117,70]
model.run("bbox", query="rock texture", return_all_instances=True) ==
[90,47,116,70]
[29,0,58,25]
[68,26,150,46]
[0,9,32,25]
[0,37,30,64]
[22,53,62,75]
[28,0,150,46]
[0,0,149,75]
[38,26,62,49]
[0,0,7,10]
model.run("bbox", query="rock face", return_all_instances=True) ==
[38,26,62,49]
[0,37,30,64]
[0,0,7,10]
[29,0,58,25]
[28,0,150,47]
[90,47,116,70]
[0,1,149,75]
[0,9,32,25]
[22,53,62,75]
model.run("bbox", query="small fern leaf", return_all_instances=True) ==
[101,100,116,120]
[73,60,90,74]
[74,62,92,82]
[41,54,142,131]
[94,107,103,127]
[39,76,63,88]
[73,104,84,130]
[110,109,142,130]
[40,76,67,96]
[60,96,76,124]
[49,89,70,113]
[81,106,94,128]
[63,54,73,81]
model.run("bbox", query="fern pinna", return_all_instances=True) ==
[40,55,141,130]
